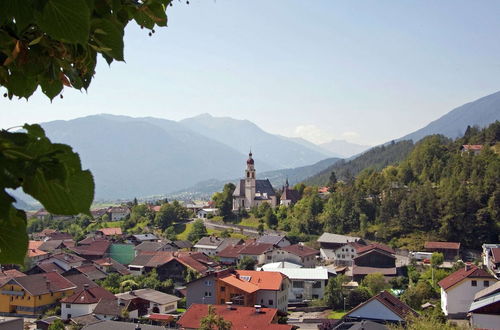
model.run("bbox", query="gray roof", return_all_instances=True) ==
[233,179,276,198]
[318,233,361,244]
[135,241,175,252]
[469,292,500,312]
[194,236,225,248]
[116,288,181,305]
[474,280,500,301]
[173,240,193,249]
[257,235,287,245]
[70,314,101,326]
[132,234,158,241]
[82,320,164,330]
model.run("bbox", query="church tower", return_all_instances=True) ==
[244,151,256,208]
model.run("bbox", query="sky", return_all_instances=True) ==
[2,0,500,146]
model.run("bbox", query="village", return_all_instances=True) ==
[0,148,498,330]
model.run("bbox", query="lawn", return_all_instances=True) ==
[174,221,248,241]
[328,310,347,319]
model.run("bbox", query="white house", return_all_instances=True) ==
[343,291,417,324]
[260,266,331,302]
[469,280,500,329]
[194,237,242,256]
[60,285,116,320]
[196,208,218,219]
[438,264,496,318]
[108,206,130,221]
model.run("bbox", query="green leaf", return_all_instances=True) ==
[37,0,90,45]
[6,71,38,99]
[40,78,63,100]
[0,192,28,264]
[0,0,34,31]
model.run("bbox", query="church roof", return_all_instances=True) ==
[233,179,276,198]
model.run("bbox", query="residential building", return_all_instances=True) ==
[216,270,289,312]
[35,316,62,330]
[107,206,130,221]
[196,208,219,219]
[178,304,293,330]
[424,241,460,261]
[127,234,159,245]
[238,242,277,265]
[93,258,131,276]
[92,298,138,320]
[134,241,177,254]
[193,237,242,256]
[116,288,180,315]
[232,152,277,210]
[342,291,417,325]
[328,241,365,266]
[38,239,75,253]
[469,280,500,329]
[279,244,319,268]
[461,144,483,155]
[217,244,246,265]
[352,244,397,282]
[262,267,330,302]
[256,235,291,248]
[27,240,49,263]
[71,239,111,260]
[172,240,193,250]
[81,320,166,330]
[318,233,364,262]
[39,252,87,271]
[280,179,300,206]
[0,272,76,315]
[483,244,500,278]
[438,264,496,318]
[60,284,116,320]
[185,269,235,308]
[95,227,123,239]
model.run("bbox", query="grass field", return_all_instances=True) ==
[174,221,249,240]
[328,310,347,319]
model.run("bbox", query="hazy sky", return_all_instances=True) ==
[2,0,500,146]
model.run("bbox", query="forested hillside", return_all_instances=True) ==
[304,140,415,186]
[280,122,500,250]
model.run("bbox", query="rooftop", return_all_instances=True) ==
[318,233,361,244]
[424,241,461,250]
[346,290,417,320]
[263,267,330,280]
[281,244,319,258]
[12,272,76,296]
[61,286,115,304]
[256,235,287,246]
[438,265,494,290]
[97,227,122,236]
[116,288,180,305]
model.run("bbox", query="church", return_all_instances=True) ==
[232,152,277,211]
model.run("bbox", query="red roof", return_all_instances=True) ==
[72,240,111,256]
[438,265,494,290]
[239,242,274,255]
[424,241,460,250]
[217,245,245,258]
[357,243,395,255]
[97,227,122,236]
[490,248,500,263]
[177,304,283,329]
[29,240,43,249]
[60,286,115,304]
[281,244,319,258]
[148,314,174,322]
[220,270,287,292]
[28,248,48,258]
[462,144,483,151]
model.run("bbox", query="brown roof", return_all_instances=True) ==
[178,304,286,329]
[462,144,483,151]
[50,252,87,264]
[97,228,123,236]
[0,269,26,287]
[346,291,418,320]
[12,272,76,295]
[438,265,494,290]
[35,261,66,274]
[352,266,397,276]
[281,187,300,203]
[281,244,319,258]
[93,258,131,275]
[74,265,108,281]
[64,274,99,291]
[61,286,115,304]
[239,242,274,255]
[131,251,211,274]
[490,248,500,263]
[424,241,461,250]
[357,243,395,255]
[218,245,246,258]
[71,240,111,256]
[93,298,130,316]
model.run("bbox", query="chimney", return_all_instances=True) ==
[83,284,89,291]
[465,262,472,271]
[226,301,233,310]
[254,304,261,313]
[46,280,50,290]
[130,291,136,296]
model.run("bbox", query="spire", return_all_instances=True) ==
[285,177,289,188]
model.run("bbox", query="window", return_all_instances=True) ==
[293,281,304,288]
[205,280,212,286]
[267,256,272,260]
[230,294,244,305]
[268,299,273,305]
[471,280,477,287]
[484,281,490,287]
[312,294,319,299]
[67,314,71,319]
[337,254,340,258]
[66,304,71,308]
[351,249,354,252]
[220,299,225,304]
[312,281,322,288]
[220,286,225,292]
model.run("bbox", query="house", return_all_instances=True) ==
[352,244,397,282]
[63,265,108,281]
[256,235,291,248]
[107,206,130,221]
[81,320,166,330]
[116,288,180,315]
[438,264,496,318]
[38,239,75,253]
[128,251,216,281]
[233,152,277,211]
[343,291,417,324]
[27,241,49,263]
[469,280,500,329]
[177,304,293,330]
[95,227,123,239]
[127,234,159,245]
[196,208,218,219]
[63,273,99,291]
[35,316,62,330]
[424,241,460,261]
[90,208,108,219]
[69,314,101,328]
[318,233,363,249]
[279,244,319,268]
[328,241,366,266]
[0,272,76,315]
[216,270,290,312]
[71,239,111,260]
[262,266,330,302]
[135,241,178,254]
[238,242,277,265]
[280,179,300,206]
[217,244,247,265]
[60,284,116,320]
[461,144,483,155]
[39,252,88,271]
[483,244,500,278]
[194,237,242,256]
[185,269,234,308]
[92,298,138,321]
[172,240,193,250]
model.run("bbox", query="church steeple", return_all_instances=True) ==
[245,150,255,179]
